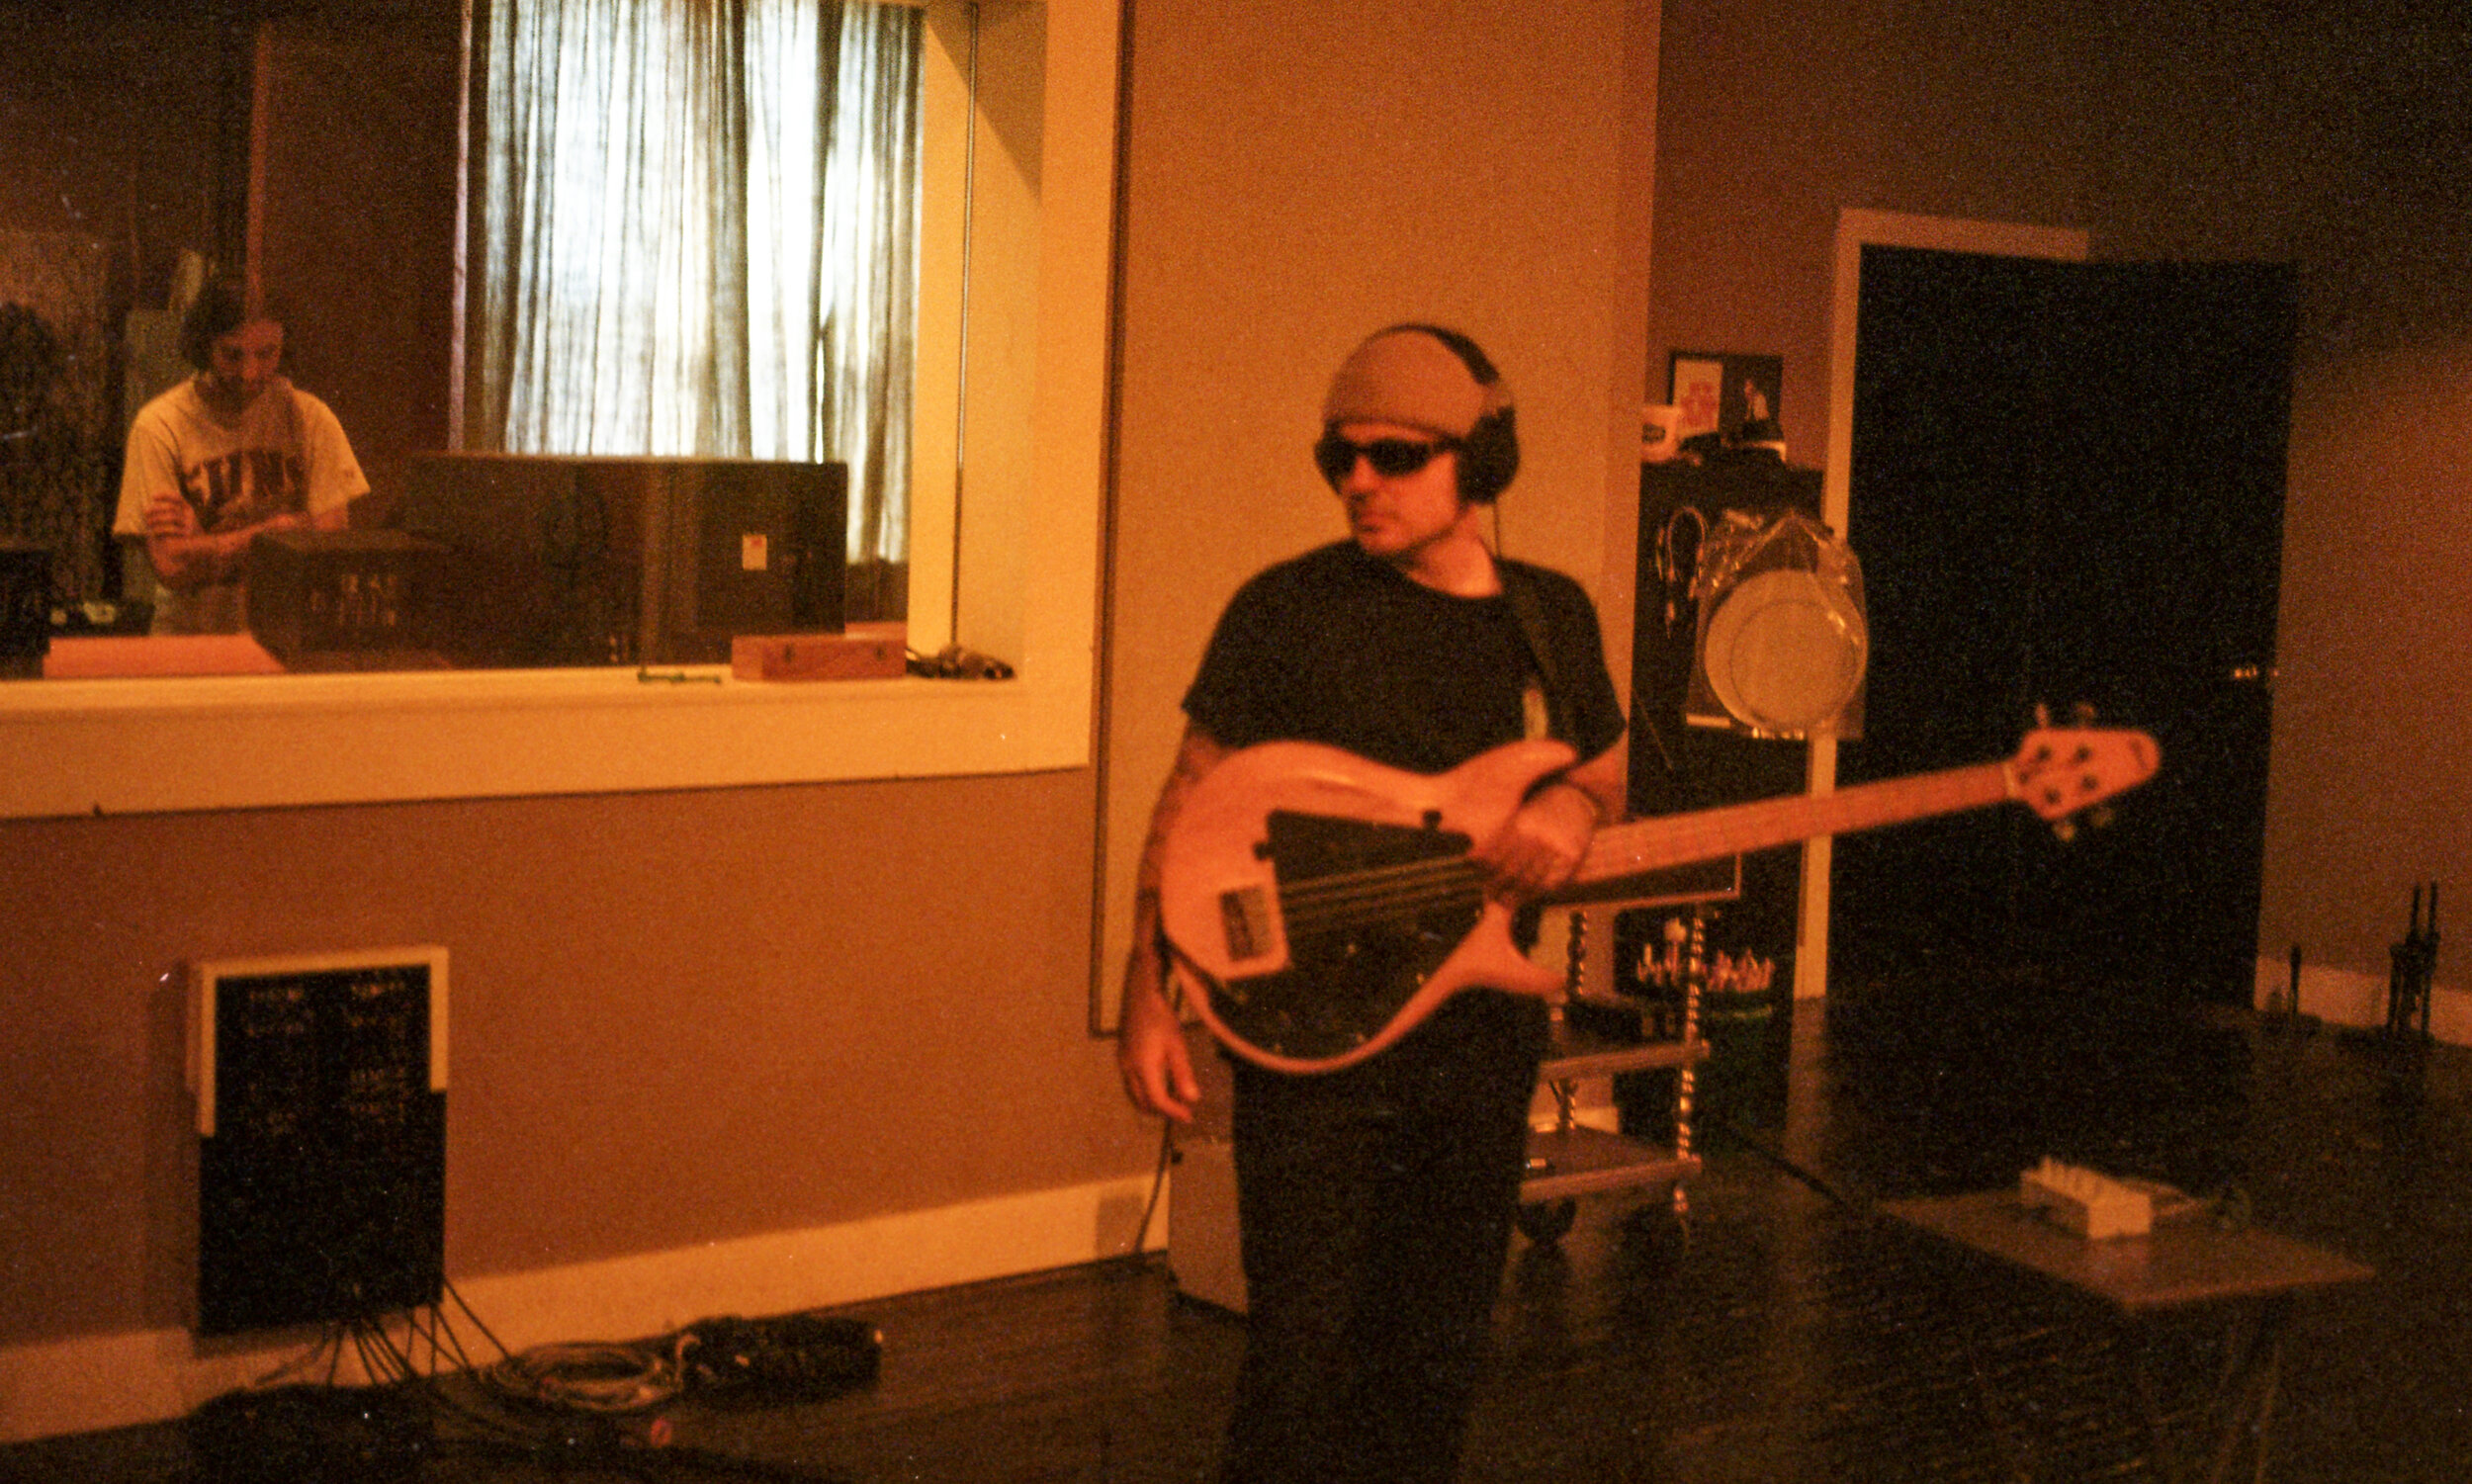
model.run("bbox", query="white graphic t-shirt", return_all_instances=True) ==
[114,376,368,634]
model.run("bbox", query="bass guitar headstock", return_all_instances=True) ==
[2005,715,2160,835]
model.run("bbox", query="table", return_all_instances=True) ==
[1880,1189,2374,1483]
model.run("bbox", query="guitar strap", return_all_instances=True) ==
[1500,557,1693,805]
[1496,560,1574,746]
[1496,561,1581,953]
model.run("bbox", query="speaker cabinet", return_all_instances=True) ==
[190,948,447,1335]
[396,454,847,667]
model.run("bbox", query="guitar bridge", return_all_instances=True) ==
[1219,886,1273,962]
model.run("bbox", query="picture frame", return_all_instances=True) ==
[1666,351,1785,443]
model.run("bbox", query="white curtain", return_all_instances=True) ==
[471,0,922,563]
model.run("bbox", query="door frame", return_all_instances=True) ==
[1793,211,2091,1002]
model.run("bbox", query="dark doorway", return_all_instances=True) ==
[1830,245,2293,1005]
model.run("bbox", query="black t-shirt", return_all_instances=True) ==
[1182,542,1625,1075]
[1184,541,1625,772]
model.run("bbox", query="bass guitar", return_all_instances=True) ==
[1159,726,2159,1074]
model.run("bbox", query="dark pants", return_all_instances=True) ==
[1218,995,1545,1484]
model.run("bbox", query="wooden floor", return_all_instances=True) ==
[10,983,2472,1483]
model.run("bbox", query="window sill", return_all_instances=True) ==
[0,659,1093,819]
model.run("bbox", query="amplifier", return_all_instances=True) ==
[1170,1135,1246,1314]
[247,529,450,669]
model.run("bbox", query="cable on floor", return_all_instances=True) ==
[479,1339,687,1415]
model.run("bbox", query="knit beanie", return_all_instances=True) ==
[1322,327,1512,440]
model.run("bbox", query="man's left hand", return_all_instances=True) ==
[1470,781,1600,900]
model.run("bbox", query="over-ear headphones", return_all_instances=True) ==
[1380,323,1520,503]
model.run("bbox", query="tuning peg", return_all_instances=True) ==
[2086,805,2115,831]
[2071,701,2098,726]
[2052,818,2078,843]
[2033,702,2054,728]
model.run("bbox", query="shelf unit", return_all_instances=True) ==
[1524,1031,1706,1204]
[1516,903,1722,1241]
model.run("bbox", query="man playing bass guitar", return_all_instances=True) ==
[1116,325,1628,1484]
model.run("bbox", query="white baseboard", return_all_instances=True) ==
[2252,956,2471,1046]
[0,1174,1165,1444]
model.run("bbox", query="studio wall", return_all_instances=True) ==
[1644,0,2472,1019]
[1096,0,1664,1029]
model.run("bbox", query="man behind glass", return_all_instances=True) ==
[114,279,367,635]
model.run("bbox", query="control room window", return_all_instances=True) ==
[466,0,924,594]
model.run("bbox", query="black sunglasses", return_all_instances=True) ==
[1313,433,1457,484]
